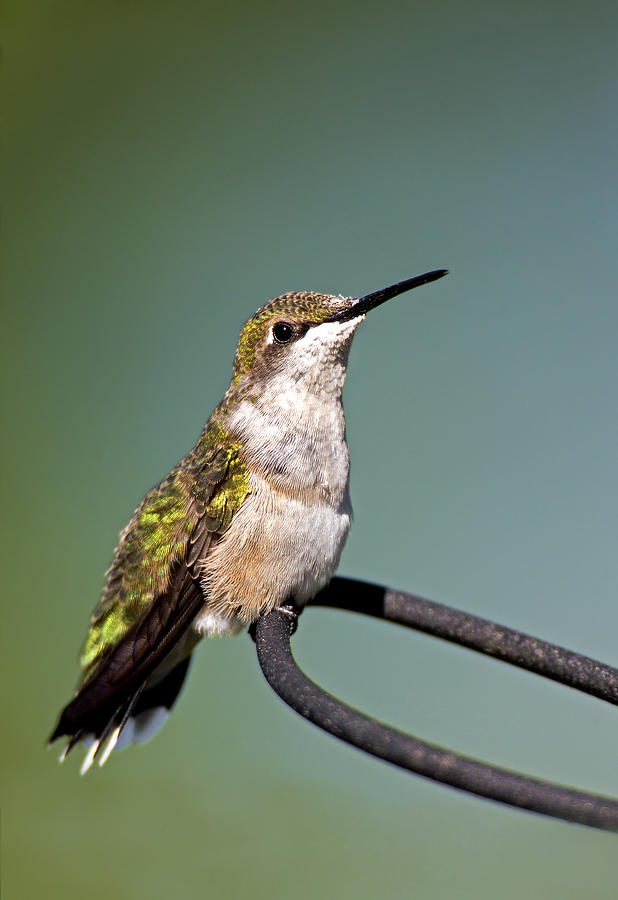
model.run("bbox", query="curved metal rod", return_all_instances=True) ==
[253,597,618,832]
[309,577,618,706]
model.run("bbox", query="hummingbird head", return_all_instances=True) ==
[231,269,448,396]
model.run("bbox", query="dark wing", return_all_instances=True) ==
[49,425,251,760]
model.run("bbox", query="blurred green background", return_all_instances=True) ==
[3,1,617,897]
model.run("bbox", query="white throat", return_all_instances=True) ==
[228,316,364,505]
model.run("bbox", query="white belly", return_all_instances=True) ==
[194,372,354,636]
[193,472,352,635]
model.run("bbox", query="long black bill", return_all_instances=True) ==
[337,269,448,321]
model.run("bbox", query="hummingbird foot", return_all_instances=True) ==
[247,602,300,643]
[275,603,300,635]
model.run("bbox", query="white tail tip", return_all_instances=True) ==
[98,726,122,767]
[58,743,70,764]
[79,739,101,775]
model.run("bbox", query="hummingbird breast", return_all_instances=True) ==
[193,388,353,629]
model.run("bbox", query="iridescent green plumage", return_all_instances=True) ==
[78,411,251,684]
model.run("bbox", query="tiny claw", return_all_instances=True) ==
[248,603,300,642]
[275,603,299,636]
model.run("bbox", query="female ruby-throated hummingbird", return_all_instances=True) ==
[50,269,447,773]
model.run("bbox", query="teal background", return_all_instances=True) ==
[3,1,617,897]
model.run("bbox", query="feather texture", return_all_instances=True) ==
[49,415,251,761]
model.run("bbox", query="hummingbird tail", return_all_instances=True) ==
[50,655,193,773]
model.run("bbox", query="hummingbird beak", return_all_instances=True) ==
[335,269,448,321]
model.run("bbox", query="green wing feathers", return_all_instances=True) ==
[79,421,251,682]
[79,474,198,674]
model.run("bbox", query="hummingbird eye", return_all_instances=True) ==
[272,322,295,344]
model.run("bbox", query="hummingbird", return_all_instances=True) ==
[49,269,448,773]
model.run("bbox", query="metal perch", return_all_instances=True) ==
[252,576,618,832]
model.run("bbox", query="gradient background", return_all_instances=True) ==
[3,2,617,897]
